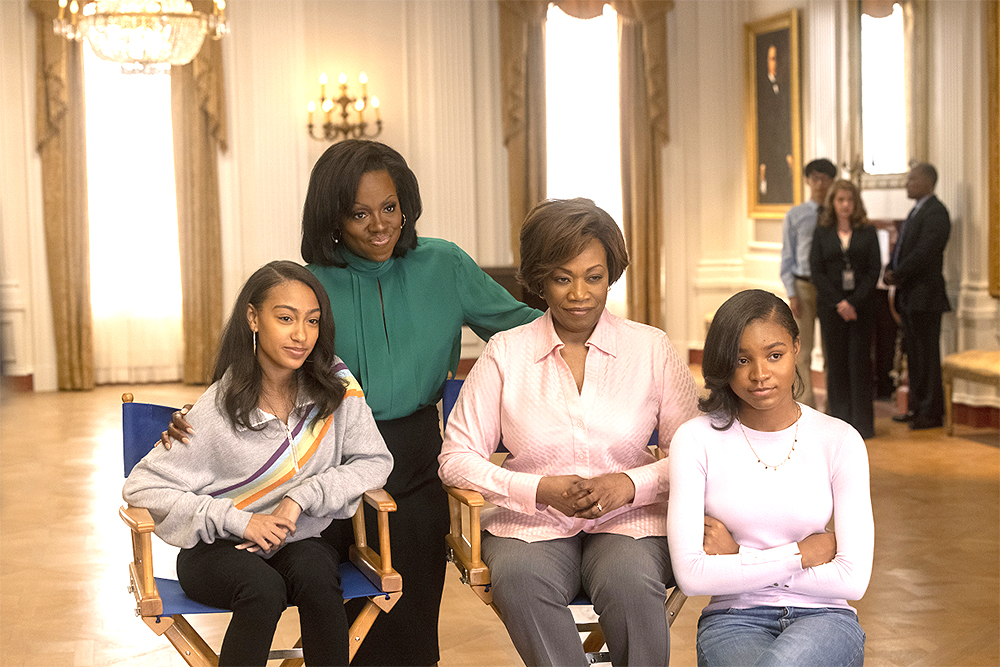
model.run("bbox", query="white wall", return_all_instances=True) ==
[218,0,511,303]
[0,0,57,390]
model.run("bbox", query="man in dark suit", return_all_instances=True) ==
[884,163,951,429]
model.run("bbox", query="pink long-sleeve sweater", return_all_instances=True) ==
[666,406,874,614]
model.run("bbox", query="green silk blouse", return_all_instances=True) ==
[308,237,541,421]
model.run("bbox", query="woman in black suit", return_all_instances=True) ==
[810,179,880,438]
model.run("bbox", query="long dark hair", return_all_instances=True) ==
[213,261,347,430]
[699,289,802,430]
[301,140,421,267]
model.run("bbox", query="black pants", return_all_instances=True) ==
[900,308,945,425]
[177,537,348,667]
[871,288,898,399]
[322,404,450,667]
[818,306,875,438]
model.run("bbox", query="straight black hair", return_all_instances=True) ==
[804,158,837,178]
[301,140,421,267]
[213,261,346,430]
[699,289,802,430]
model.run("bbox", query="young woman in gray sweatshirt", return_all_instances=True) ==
[123,261,392,667]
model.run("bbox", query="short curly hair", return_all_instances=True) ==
[517,198,629,297]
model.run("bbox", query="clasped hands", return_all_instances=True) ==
[238,497,302,555]
[835,299,858,322]
[536,473,636,520]
[704,516,837,568]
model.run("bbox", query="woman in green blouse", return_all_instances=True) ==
[168,141,539,664]
[300,141,540,665]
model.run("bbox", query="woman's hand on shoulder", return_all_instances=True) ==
[569,473,636,519]
[158,405,194,450]
[703,516,739,555]
[797,531,837,568]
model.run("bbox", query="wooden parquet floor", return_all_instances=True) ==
[0,383,996,666]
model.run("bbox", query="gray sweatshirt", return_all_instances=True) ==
[123,360,393,553]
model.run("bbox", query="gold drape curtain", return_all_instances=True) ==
[31,0,226,388]
[498,0,672,326]
[30,0,94,390]
[171,18,226,385]
[499,1,548,264]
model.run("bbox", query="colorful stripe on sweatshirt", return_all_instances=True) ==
[210,366,364,509]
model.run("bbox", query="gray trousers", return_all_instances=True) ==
[482,531,674,667]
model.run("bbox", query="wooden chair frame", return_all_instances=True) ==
[121,395,401,666]
[443,487,688,660]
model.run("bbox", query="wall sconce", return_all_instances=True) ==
[307,71,382,142]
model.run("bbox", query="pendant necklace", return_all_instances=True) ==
[737,404,801,471]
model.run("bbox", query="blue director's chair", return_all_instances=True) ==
[440,379,686,664]
[120,394,401,666]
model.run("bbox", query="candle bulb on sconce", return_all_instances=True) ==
[306,70,383,142]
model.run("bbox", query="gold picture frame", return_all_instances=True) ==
[745,10,802,218]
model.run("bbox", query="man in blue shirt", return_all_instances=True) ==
[779,158,837,408]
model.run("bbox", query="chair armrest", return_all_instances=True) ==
[120,504,156,532]
[443,484,491,594]
[350,488,402,593]
[119,504,163,617]
[444,484,486,507]
[362,488,397,512]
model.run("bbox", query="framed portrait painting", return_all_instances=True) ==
[745,10,801,218]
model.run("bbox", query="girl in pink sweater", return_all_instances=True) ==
[667,289,874,666]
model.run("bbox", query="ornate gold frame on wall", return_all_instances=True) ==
[745,10,801,219]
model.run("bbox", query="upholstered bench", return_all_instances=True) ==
[942,350,1000,436]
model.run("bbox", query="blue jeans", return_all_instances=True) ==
[697,606,865,667]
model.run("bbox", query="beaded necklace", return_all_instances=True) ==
[737,404,802,471]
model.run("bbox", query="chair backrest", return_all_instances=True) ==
[122,399,178,477]
[441,378,659,450]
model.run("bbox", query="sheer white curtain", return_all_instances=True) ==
[84,49,184,384]
[545,5,627,317]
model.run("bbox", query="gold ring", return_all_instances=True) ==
[596,503,603,512]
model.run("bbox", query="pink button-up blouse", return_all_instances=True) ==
[438,309,700,542]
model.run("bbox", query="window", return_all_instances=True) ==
[860,4,907,174]
[545,4,627,316]
[849,0,926,186]
[84,48,184,383]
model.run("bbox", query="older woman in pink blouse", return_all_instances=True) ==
[438,198,699,667]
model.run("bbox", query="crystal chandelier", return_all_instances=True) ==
[307,72,383,142]
[53,0,229,75]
